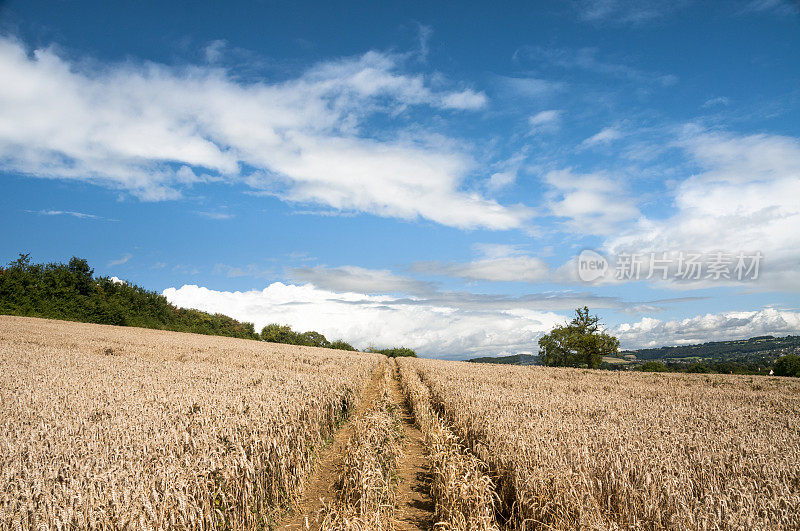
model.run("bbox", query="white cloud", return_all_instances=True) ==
[172,264,200,275]
[544,169,640,235]
[488,170,516,190]
[291,265,434,295]
[486,151,528,192]
[162,278,798,356]
[197,211,234,220]
[528,109,562,134]
[107,253,132,267]
[702,96,731,108]
[496,76,566,98]
[300,50,487,111]
[518,46,678,86]
[581,126,623,147]
[739,0,799,15]
[416,23,433,61]
[204,40,227,63]
[577,0,689,25]
[163,282,564,358]
[412,243,552,283]
[213,263,272,279]
[616,308,800,349]
[441,89,488,110]
[606,129,800,291]
[0,37,524,230]
[26,209,105,220]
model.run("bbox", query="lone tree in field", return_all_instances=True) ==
[538,306,619,369]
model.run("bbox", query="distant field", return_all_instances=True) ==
[600,355,629,364]
[0,316,381,529]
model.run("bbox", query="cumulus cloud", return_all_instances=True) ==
[441,89,488,110]
[0,37,525,230]
[163,282,565,358]
[544,169,640,235]
[606,129,800,291]
[162,277,798,356]
[615,308,800,349]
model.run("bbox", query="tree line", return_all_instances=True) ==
[260,323,357,351]
[624,335,800,363]
[259,323,416,356]
[637,359,775,375]
[0,254,258,339]
[0,254,416,356]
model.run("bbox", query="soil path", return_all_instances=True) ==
[389,361,435,530]
[277,359,435,530]
[277,364,386,530]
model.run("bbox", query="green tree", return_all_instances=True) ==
[639,361,669,372]
[260,323,300,344]
[686,363,709,373]
[329,339,356,351]
[538,307,619,369]
[774,354,800,377]
[298,330,331,348]
[366,346,417,358]
[68,257,94,295]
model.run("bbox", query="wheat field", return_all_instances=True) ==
[0,316,382,529]
[3,315,800,530]
[403,358,800,530]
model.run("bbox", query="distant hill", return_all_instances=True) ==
[622,335,800,365]
[468,353,538,365]
[467,335,800,373]
[0,253,258,340]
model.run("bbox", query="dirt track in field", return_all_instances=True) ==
[389,361,435,530]
[276,366,385,530]
[277,360,435,530]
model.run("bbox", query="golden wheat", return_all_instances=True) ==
[6,314,799,530]
[396,359,499,531]
[407,358,800,530]
[321,362,401,530]
[0,316,382,530]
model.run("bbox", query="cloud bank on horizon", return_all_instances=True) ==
[1,0,799,358]
[163,282,800,357]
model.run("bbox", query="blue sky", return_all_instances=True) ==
[1,0,799,358]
